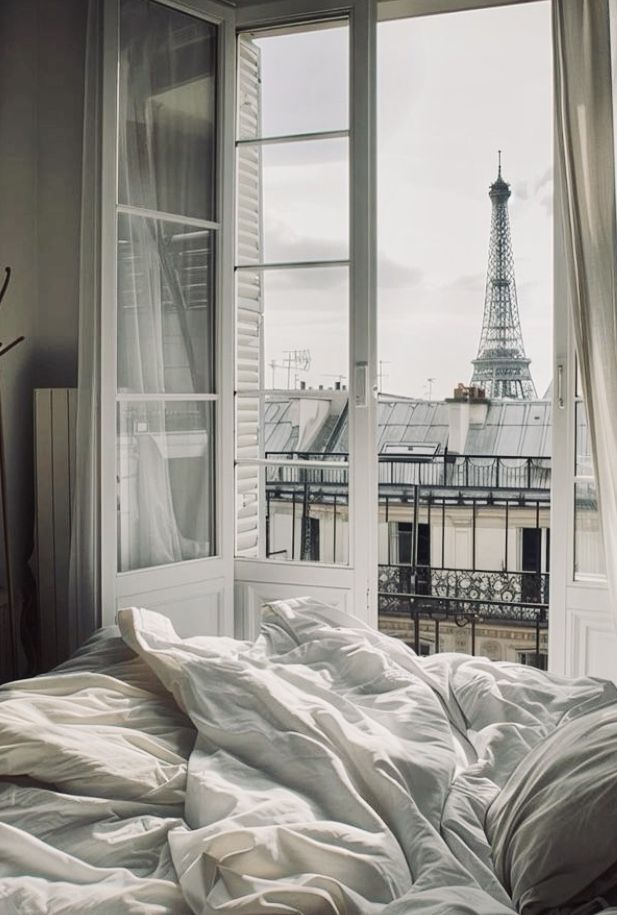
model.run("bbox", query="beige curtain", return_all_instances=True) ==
[553,0,617,628]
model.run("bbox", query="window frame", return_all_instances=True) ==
[100,0,237,626]
[98,0,609,672]
[233,0,379,632]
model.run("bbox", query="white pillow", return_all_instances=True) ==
[486,701,617,914]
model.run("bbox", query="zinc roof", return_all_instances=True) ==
[264,394,552,457]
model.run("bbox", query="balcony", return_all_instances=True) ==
[263,450,550,667]
[378,563,548,666]
[265,451,551,493]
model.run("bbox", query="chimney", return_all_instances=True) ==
[446,383,489,452]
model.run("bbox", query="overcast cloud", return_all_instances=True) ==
[255,1,553,399]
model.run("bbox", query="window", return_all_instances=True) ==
[114,0,219,573]
[376,1,553,664]
[235,21,351,565]
[99,0,612,675]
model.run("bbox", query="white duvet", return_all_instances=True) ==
[0,598,615,914]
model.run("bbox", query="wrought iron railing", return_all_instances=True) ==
[379,563,549,610]
[262,452,550,667]
[264,458,550,570]
[378,563,549,666]
[265,451,550,491]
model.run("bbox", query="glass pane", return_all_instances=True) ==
[236,267,349,396]
[238,24,349,141]
[118,401,215,571]
[119,0,217,221]
[575,401,594,477]
[236,390,350,463]
[236,460,349,563]
[574,482,606,579]
[575,357,583,398]
[377,4,552,403]
[376,4,553,657]
[117,212,214,394]
[237,140,349,266]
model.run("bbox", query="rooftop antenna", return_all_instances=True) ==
[283,349,311,389]
[269,351,311,389]
[498,148,502,178]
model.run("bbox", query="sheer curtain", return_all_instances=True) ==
[69,0,215,644]
[68,0,103,650]
[117,0,214,571]
[553,0,617,630]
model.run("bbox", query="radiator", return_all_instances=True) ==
[34,388,77,670]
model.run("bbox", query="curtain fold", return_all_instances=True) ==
[68,0,103,651]
[553,0,617,629]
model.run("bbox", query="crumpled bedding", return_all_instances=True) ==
[1,597,616,914]
[0,626,195,914]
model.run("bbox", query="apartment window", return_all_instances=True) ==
[114,0,219,572]
[376,1,552,663]
[95,0,612,675]
[235,21,351,565]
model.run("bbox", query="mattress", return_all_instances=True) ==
[0,598,615,914]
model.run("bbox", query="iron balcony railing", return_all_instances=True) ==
[265,451,551,491]
[378,563,549,666]
[263,451,550,668]
[379,563,549,615]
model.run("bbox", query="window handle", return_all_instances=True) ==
[355,362,368,407]
[557,363,565,409]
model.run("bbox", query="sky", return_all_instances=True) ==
[250,0,553,400]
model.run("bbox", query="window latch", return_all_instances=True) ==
[557,363,565,409]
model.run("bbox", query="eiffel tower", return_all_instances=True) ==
[470,153,537,400]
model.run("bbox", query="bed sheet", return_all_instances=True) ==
[0,626,196,914]
[119,598,617,915]
[1,600,615,914]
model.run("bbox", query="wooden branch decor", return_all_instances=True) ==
[0,267,25,679]
[0,268,25,358]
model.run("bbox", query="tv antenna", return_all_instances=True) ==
[425,377,437,400]
[270,349,311,389]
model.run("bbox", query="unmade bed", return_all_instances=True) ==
[0,598,616,914]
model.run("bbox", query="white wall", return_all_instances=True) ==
[0,0,86,669]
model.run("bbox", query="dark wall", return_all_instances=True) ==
[0,0,87,669]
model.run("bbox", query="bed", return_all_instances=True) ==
[0,597,616,914]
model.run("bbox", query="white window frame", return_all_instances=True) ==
[100,0,237,632]
[550,186,612,677]
[97,0,612,674]
[233,0,379,635]
[240,0,614,679]
[377,0,611,677]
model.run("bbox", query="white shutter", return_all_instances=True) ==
[235,36,263,557]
